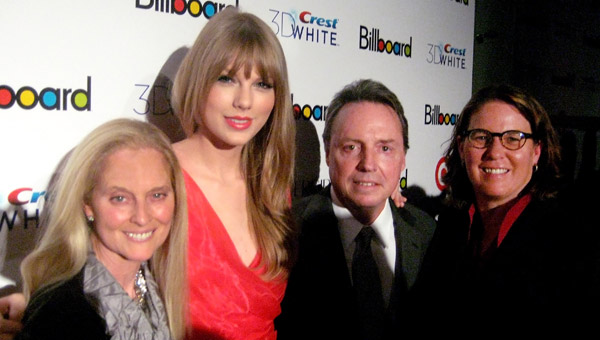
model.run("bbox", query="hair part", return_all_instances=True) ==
[442,84,561,208]
[322,79,409,154]
[21,119,188,339]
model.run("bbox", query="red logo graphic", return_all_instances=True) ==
[435,157,447,191]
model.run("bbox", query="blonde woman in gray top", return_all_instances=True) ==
[15,119,188,340]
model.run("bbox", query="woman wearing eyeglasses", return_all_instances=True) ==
[415,84,591,324]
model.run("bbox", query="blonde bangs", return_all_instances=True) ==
[222,37,282,88]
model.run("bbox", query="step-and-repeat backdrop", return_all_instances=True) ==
[0,0,474,289]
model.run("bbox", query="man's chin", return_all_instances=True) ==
[347,195,387,211]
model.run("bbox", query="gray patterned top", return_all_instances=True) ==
[83,254,172,340]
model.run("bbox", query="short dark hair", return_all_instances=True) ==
[322,79,408,153]
[443,84,561,208]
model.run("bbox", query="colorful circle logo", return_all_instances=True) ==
[435,157,447,191]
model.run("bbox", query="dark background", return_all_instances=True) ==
[473,0,599,187]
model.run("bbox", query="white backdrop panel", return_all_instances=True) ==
[0,0,474,288]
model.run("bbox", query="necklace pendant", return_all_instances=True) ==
[134,267,148,307]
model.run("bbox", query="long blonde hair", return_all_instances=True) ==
[171,7,296,279]
[20,119,188,339]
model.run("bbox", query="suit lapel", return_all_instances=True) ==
[390,202,423,300]
[299,187,353,288]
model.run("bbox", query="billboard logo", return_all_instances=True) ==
[359,25,412,58]
[135,0,238,18]
[399,168,409,190]
[426,43,467,69]
[424,104,458,125]
[0,77,91,111]
[269,9,339,47]
[292,94,328,121]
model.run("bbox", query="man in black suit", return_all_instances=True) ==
[276,79,436,340]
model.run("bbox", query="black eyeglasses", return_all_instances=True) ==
[462,129,535,150]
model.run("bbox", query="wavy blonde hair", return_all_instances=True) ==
[20,119,188,339]
[171,7,296,279]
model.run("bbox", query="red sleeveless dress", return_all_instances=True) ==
[183,170,286,340]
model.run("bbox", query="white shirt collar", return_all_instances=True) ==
[330,189,397,304]
[332,197,394,250]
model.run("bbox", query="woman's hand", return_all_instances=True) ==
[0,293,25,340]
[390,184,406,208]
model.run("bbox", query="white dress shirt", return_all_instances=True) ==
[332,198,396,306]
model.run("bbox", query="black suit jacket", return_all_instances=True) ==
[415,197,599,327]
[276,186,436,340]
[16,269,109,340]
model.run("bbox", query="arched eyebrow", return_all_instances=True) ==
[104,185,172,193]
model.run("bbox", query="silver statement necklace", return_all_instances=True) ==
[134,267,148,307]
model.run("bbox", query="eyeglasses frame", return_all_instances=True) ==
[461,129,535,150]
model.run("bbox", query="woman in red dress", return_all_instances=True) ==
[170,7,296,340]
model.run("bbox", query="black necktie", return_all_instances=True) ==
[352,226,385,340]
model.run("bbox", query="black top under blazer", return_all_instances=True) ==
[415,197,597,326]
[16,270,109,340]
